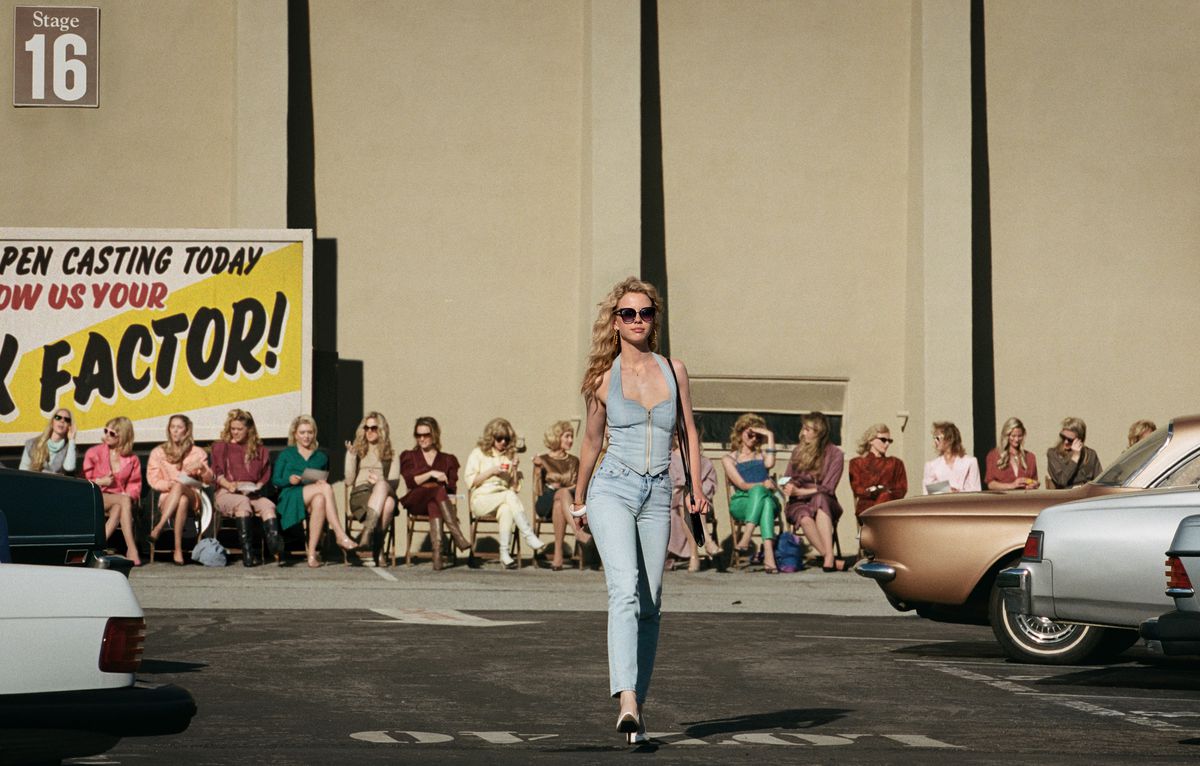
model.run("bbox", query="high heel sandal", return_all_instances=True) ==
[306,552,322,568]
[338,536,358,552]
[626,713,648,744]
[616,710,640,736]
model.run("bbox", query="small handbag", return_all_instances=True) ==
[665,358,706,547]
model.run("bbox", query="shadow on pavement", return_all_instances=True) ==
[892,640,1005,660]
[680,708,851,737]
[140,659,208,674]
[1033,663,1200,692]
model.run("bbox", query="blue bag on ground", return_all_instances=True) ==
[775,531,804,573]
[192,537,227,567]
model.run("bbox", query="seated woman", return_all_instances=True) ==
[465,417,545,569]
[848,423,907,519]
[343,411,400,566]
[211,408,283,566]
[147,414,214,566]
[273,415,358,568]
[985,417,1039,491]
[398,416,471,569]
[923,421,980,495]
[20,408,77,474]
[1128,419,1157,448]
[81,416,143,566]
[1045,416,1102,489]
[783,412,846,572]
[721,413,781,574]
[668,433,720,572]
[532,420,587,571]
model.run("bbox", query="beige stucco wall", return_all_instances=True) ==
[310,0,591,479]
[986,0,1200,467]
[657,0,917,545]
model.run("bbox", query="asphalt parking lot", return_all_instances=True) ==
[83,563,1200,764]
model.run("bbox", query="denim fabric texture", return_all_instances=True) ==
[604,353,676,475]
[587,457,672,702]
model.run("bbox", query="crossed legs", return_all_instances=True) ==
[101,492,140,566]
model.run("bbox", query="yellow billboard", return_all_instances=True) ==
[0,228,312,446]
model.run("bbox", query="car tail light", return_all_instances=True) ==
[99,617,146,673]
[1021,531,1043,562]
[1166,556,1193,592]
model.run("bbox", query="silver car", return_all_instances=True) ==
[996,487,1200,664]
[1139,513,1200,655]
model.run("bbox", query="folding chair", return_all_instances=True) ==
[531,469,583,570]
[467,485,521,568]
[343,482,398,566]
[400,493,456,568]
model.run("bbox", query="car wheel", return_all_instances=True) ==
[988,580,1104,664]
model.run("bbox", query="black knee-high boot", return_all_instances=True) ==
[236,517,261,567]
[263,517,285,558]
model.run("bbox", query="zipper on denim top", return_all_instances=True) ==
[605,352,676,476]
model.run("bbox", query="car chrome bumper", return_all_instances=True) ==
[996,567,1032,615]
[854,560,896,583]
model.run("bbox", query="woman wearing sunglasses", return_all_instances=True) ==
[922,420,980,495]
[465,417,545,569]
[572,277,708,744]
[147,414,214,566]
[721,413,780,573]
[848,423,907,518]
[399,416,471,569]
[985,417,1039,491]
[343,411,400,566]
[19,408,77,474]
[81,416,143,566]
[1046,416,1102,489]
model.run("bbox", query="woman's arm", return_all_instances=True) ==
[848,457,871,499]
[890,458,908,499]
[272,448,295,488]
[573,397,607,504]
[18,443,33,471]
[699,456,718,504]
[344,450,358,486]
[62,439,77,473]
[146,448,171,492]
[722,454,753,491]
[962,457,981,492]
[671,358,710,515]
[125,455,143,501]
[465,448,485,490]
[816,446,844,498]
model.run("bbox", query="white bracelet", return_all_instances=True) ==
[570,504,587,518]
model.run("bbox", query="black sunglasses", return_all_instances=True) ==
[363,425,379,432]
[876,436,894,444]
[53,413,71,423]
[414,431,433,438]
[613,307,656,324]
[495,435,512,443]
[1060,433,1075,443]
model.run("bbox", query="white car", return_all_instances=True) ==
[0,562,195,763]
[995,486,1200,664]
[1140,513,1200,655]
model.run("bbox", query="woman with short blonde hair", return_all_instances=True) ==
[81,416,143,566]
[273,415,358,567]
[848,423,907,518]
[533,420,585,571]
[1128,419,1157,447]
[1046,416,1102,489]
[465,417,545,568]
[985,417,1039,491]
[922,421,980,495]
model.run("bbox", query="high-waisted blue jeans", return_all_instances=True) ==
[586,458,672,703]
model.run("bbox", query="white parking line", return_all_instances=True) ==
[369,566,398,582]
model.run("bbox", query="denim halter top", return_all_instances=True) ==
[735,457,769,484]
[605,353,677,476]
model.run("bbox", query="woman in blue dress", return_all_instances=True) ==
[572,277,708,745]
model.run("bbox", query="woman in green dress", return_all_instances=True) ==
[273,415,358,567]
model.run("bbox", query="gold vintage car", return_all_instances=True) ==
[855,416,1200,654]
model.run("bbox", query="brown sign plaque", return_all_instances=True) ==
[13,6,100,107]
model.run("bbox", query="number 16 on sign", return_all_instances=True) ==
[14,6,100,108]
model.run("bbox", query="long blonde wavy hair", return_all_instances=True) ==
[351,411,394,461]
[220,409,262,464]
[477,417,517,458]
[995,416,1028,472]
[790,412,831,477]
[580,277,662,406]
[160,414,196,466]
[27,408,73,471]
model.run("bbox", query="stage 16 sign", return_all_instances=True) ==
[14,6,100,107]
